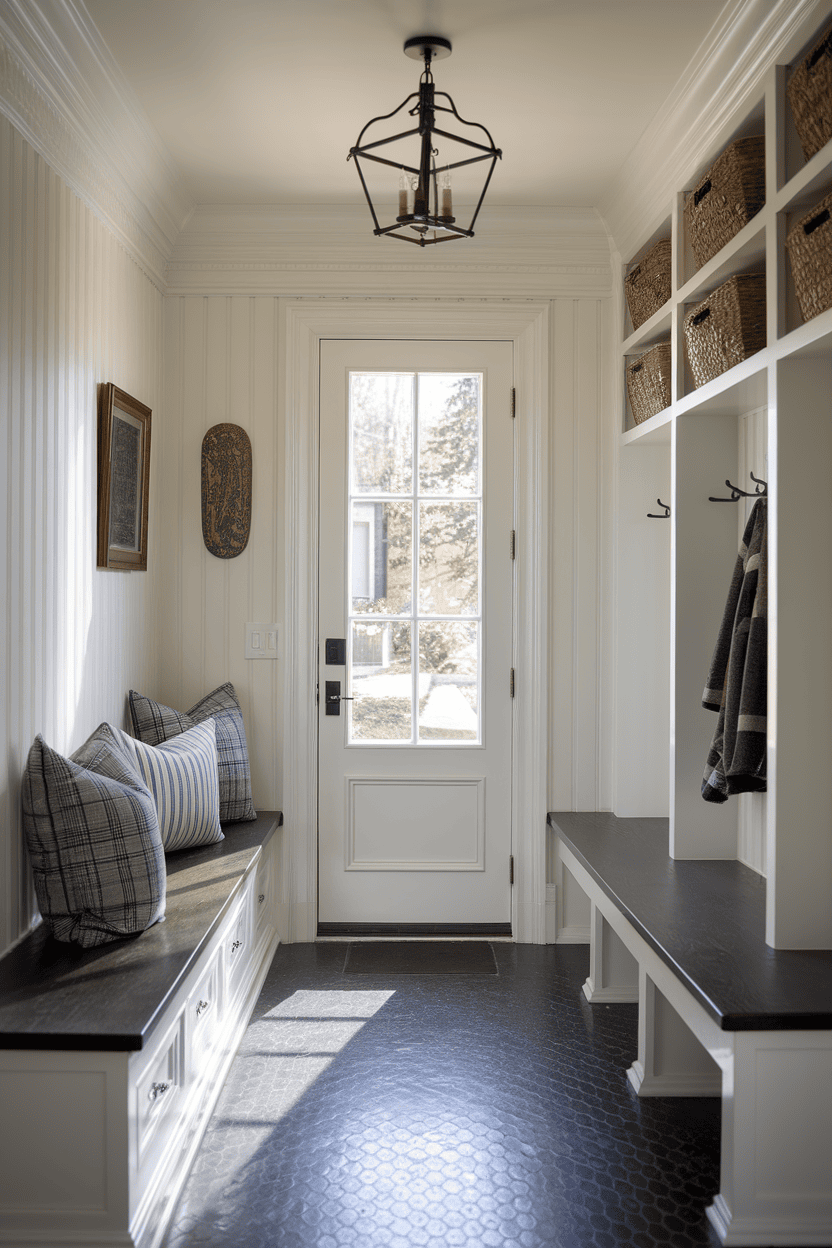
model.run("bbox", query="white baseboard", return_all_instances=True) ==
[555,925,591,944]
[706,1194,832,1246]
[627,1059,721,1098]
[582,978,639,1003]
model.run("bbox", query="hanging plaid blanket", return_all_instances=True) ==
[701,497,767,803]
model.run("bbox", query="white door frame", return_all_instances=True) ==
[280,299,550,943]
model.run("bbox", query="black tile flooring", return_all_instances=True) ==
[162,943,724,1248]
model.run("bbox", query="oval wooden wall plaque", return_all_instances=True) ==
[201,423,253,558]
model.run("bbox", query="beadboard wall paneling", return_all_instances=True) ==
[0,115,163,955]
[164,294,612,874]
[159,296,282,816]
[164,204,613,300]
[549,297,613,814]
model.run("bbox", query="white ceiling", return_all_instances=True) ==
[82,0,728,210]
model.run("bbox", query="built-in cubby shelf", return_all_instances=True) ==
[614,6,832,952]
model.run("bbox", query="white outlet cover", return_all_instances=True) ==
[246,622,279,659]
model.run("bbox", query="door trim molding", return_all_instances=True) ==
[281,300,550,943]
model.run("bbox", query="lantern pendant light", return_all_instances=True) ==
[348,36,502,247]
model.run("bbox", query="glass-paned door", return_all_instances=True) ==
[318,340,514,929]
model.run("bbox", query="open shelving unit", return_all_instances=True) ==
[615,5,832,951]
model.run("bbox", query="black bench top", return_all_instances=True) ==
[549,811,832,1031]
[0,811,282,1052]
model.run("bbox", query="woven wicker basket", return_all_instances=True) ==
[787,20,832,162]
[684,137,765,271]
[786,190,832,323]
[684,274,766,389]
[626,341,672,425]
[624,239,672,330]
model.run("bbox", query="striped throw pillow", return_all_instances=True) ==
[116,720,223,852]
[128,683,256,823]
[22,725,166,947]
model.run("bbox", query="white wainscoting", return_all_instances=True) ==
[0,114,164,956]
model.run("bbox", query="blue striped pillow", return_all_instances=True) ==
[117,720,223,852]
[128,684,256,823]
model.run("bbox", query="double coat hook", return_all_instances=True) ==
[708,472,768,502]
[647,499,671,518]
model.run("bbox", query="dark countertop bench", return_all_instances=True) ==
[549,811,832,1031]
[0,811,282,1052]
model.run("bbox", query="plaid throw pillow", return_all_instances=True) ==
[21,725,166,947]
[128,683,256,823]
[115,719,223,851]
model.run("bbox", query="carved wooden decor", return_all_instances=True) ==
[201,424,252,558]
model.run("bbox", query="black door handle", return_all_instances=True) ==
[325,680,354,716]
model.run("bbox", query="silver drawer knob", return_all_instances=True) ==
[196,999,210,1016]
[148,1081,171,1102]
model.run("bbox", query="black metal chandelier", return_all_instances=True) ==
[348,36,501,247]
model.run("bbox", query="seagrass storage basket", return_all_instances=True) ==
[787,20,832,162]
[626,341,672,425]
[684,137,765,271]
[624,239,672,330]
[786,190,832,322]
[684,273,766,389]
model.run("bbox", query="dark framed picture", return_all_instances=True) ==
[97,383,152,570]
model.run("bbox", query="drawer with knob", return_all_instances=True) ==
[135,1010,186,1190]
[254,845,273,941]
[188,950,223,1079]
[225,880,253,1006]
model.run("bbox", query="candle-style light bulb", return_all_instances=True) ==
[441,168,453,219]
[398,170,409,218]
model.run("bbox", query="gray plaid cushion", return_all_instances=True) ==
[128,683,256,823]
[21,724,166,947]
[114,719,223,851]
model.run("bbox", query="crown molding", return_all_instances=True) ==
[165,204,613,298]
[0,0,194,289]
[600,0,832,261]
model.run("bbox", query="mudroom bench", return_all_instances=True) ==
[0,810,282,1248]
[549,811,832,1247]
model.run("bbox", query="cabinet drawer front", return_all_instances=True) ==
[136,1013,185,1164]
[254,849,273,936]
[190,951,223,1076]
[225,882,253,1003]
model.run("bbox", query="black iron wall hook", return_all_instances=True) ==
[647,498,671,518]
[708,472,767,502]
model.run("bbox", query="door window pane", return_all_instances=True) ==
[418,622,479,742]
[350,501,412,616]
[350,622,412,742]
[350,373,413,494]
[418,374,480,496]
[346,371,483,746]
[418,502,479,616]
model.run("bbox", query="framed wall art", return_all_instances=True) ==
[97,383,152,570]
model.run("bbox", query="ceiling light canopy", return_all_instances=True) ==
[348,36,502,247]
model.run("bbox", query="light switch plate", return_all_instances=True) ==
[245,622,279,659]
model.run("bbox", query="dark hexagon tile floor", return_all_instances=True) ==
[161,943,726,1248]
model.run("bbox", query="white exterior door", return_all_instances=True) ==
[318,340,514,933]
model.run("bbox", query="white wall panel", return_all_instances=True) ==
[0,115,163,955]
[737,405,769,876]
[549,298,613,816]
[165,293,611,897]
[159,296,283,816]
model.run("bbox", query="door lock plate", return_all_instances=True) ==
[325,638,346,665]
[325,680,353,716]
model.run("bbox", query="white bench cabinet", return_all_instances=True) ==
[0,812,282,1248]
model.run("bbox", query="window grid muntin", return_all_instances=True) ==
[347,370,483,745]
